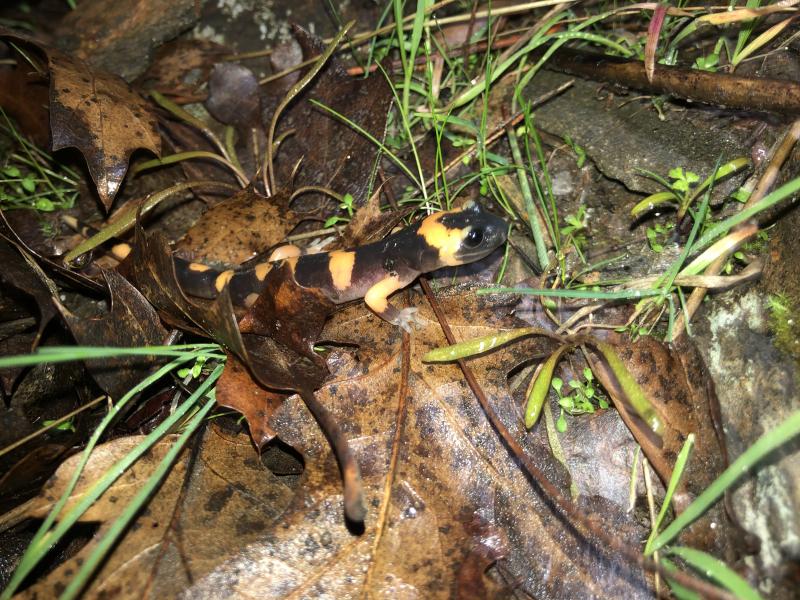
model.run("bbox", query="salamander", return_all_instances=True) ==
[173,200,507,331]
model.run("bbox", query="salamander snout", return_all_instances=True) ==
[452,201,507,264]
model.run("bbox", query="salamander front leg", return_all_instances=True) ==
[364,275,423,333]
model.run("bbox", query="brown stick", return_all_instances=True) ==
[547,47,800,115]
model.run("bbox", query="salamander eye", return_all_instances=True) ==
[464,228,484,248]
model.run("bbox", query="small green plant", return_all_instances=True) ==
[631,158,749,222]
[560,206,589,259]
[692,38,724,71]
[42,417,76,433]
[767,293,800,361]
[563,135,586,168]
[323,193,356,228]
[176,353,211,379]
[722,249,747,275]
[551,368,609,432]
[669,167,699,194]
[646,222,674,253]
[0,110,79,213]
[693,0,793,72]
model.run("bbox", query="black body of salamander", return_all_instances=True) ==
[173,200,507,330]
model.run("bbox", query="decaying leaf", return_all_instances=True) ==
[588,332,726,492]
[0,335,37,398]
[238,260,335,364]
[273,27,393,209]
[0,210,104,295]
[341,189,409,248]
[0,356,91,513]
[0,238,58,348]
[56,269,168,400]
[0,64,50,146]
[48,50,160,208]
[131,224,330,396]
[0,443,71,507]
[18,427,297,598]
[0,30,161,209]
[201,294,653,598]
[175,187,297,265]
[11,291,651,599]
[215,353,286,447]
[586,331,735,554]
[137,38,228,98]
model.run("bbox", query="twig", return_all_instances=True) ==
[0,395,107,459]
[548,47,800,115]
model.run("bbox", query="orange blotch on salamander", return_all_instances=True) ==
[214,269,235,292]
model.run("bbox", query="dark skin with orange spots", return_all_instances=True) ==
[171,201,507,330]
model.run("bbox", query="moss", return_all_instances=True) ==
[767,293,800,365]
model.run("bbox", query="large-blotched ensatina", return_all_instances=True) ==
[173,200,507,330]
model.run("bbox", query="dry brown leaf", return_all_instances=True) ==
[0,64,50,146]
[57,270,168,400]
[47,50,160,209]
[1,28,164,209]
[198,295,649,598]
[0,238,59,349]
[273,27,393,210]
[215,353,286,447]
[137,39,228,98]
[12,290,651,599]
[20,427,296,599]
[175,188,296,265]
[12,283,738,597]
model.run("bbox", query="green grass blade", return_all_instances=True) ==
[477,287,663,300]
[309,98,422,190]
[635,167,674,190]
[660,558,703,600]
[448,11,567,109]
[732,0,762,61]
[507,126,549,269]
[60,387,219,600]
[591,341,664,436]
[34,366,220,588]
[645,434,694,554]
[630,191,679,218]
[657,157,716,294]
[525,345,571,428]
[0,344,224,369]
[648,409,800,554]
[403,0,430,116]
[666,546,762,600]
[393,0,408,79]
[551,30,633,56]
[422,327,553,362]
[1,350,217,599]
[690,175,800,254]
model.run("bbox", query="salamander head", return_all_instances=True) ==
[416,200,507,268]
